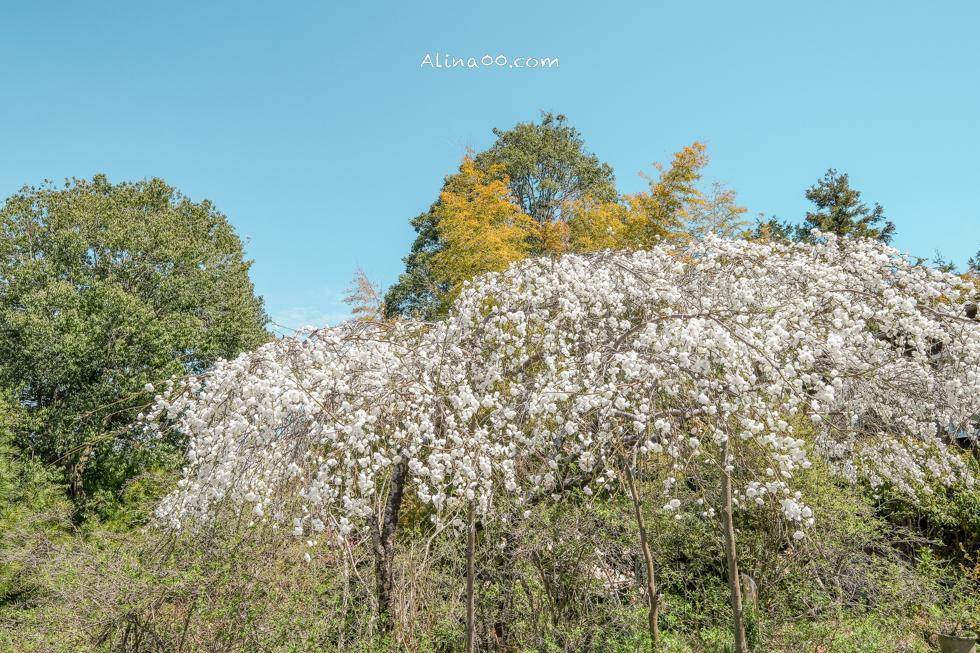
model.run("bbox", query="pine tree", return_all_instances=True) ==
[802,169,895,243]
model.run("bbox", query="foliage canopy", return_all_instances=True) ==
[802,168,895,243]
[473,111,617,230]
[0,175,269,504]
[384,113,753,319]
[385,112,617,319]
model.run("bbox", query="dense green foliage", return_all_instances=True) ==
[3,452,978,652]
[0,176,269,511]
[801,168,895,243]
[382,198,452,320]
[0,392,64,530]
[472,111,617,229]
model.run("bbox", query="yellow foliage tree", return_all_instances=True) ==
[537,219,572,256]
[432,156,535,308]
[565,195,631,252]
[565,142,747,252]
[620,142,709,249]
[389,141,750,320]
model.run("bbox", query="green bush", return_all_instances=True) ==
[1,439,975,652]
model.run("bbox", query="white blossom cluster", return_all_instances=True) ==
[146,232,980,547]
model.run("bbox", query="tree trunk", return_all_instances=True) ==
[466,498,477,653]
[368,458,408,640]
[67,445,92,500]
[720,438,749,653]
[624,463,660,649]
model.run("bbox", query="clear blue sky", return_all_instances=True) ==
[2,1,977,330]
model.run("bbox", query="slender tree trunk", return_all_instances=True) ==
[368,459,408,641]
[67,445,92,500]
[624,463,660,650]
[719,438,749,653]
[466,498,477,653]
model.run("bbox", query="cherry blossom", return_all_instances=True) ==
[144,231,980,646]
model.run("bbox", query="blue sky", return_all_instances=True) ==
[2,1,977,330]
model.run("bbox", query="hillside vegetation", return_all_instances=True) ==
[3,115,980,653]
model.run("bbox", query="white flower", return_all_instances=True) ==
[146,235,980,577]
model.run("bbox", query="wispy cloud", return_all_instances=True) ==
[268,306,353,332]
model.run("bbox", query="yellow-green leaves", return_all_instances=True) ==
[621,142,709,249]
[387,127,751,320]
[565,142,748,252]
[432,156,535,308]
[566,195,630,252]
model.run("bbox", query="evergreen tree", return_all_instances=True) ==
[968,248,980,274]
[382,196,452,320]
[802,169,895,243]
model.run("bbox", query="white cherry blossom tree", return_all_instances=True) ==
[146,232,980,652]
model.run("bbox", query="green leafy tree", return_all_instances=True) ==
[0,175,269,508]
[382,197,451,320]
[801,168,895,243]
[474,111,616,233]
